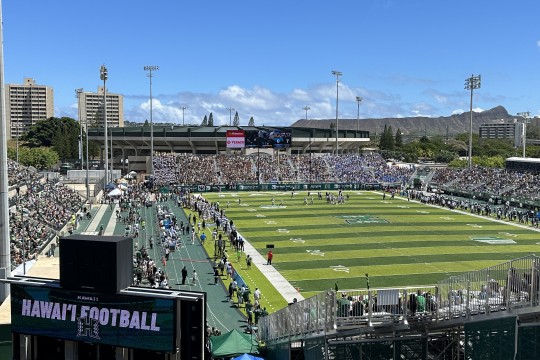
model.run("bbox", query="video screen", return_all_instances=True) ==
[245,128,292,149]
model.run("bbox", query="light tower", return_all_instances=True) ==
[180,105,188,126]
[356,96,362,132]
[100,65,108,187]
[331,70,342,154]
[464,74,481,169]
[144,65,159,174]
[227,107,235,126]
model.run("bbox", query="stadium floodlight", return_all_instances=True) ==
[464,74,481,169]
[302,106,310,122]
[517,111,530,158]
[100,65,109,187]
[332,71,342,154]
[144,65,159,174]
[75,88,90,198]
[75,88,84,168]
[356,96,362,132]
[227,107,235,126]
[180,105,188,126]
[303,106,311,183]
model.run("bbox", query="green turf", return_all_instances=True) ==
[199,191,540,296]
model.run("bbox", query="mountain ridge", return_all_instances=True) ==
[291,106,519,136]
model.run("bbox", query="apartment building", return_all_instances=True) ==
[479,121,524,147]
[78,86,124,128]
[5,78,54,139]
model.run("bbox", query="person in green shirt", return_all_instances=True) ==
[416,290,426,312]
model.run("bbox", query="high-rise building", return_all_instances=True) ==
[79,87,124,129]
[479,120,524,147]
[5,78,54,139]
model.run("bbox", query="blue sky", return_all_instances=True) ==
[3,0,540,126]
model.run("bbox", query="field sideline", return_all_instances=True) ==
[200,190,540,299]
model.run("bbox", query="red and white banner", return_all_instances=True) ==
[226,130,245,148]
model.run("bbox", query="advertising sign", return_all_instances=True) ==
[226,130,245,148]
[10,284,176,353]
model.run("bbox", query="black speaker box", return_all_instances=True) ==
[59,234,133,294]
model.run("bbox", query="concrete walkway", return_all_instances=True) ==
[239,231,304,303]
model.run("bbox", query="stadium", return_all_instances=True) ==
[3,125,540,359]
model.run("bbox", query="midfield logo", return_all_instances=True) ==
[336,215,389,224]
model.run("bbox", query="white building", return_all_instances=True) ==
[78,87,124,129]
[5,78,54,139]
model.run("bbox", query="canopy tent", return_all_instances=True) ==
[108,188,123,196]
[232,354,264,360]
[210,329,259,358]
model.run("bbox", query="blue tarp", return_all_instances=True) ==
[232,354,264,360]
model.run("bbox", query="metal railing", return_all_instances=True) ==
[259,255,540,342]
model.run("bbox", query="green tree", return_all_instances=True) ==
[88,141,101,159]
[379,124,395,150]
[386,126,395,150]
[208,112,214,126]
[144,119,149,126]
[395,128,403,148]
[379,124,388,149]
[201,115,208,126]
[248,117,255,126]
[10,146,60,170]
[21,117,80,161]
[233,112,240,126]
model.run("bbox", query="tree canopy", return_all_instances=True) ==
[20,117,80,161]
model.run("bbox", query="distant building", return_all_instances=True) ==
[78,87,124,129]
[479,120,524,147]
[5,78,54,139]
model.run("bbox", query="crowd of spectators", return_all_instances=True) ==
[7,159,42,188]
[153,153,415,186]
[8,162,84,270]
[429,166,540,202]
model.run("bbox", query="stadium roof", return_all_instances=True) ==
[88,125,371,156]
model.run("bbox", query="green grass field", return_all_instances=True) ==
[199,190,540,300]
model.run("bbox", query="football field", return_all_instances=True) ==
[201,190,540,299]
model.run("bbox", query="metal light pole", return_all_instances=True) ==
[302,106,310,122]
[517,111,530,158]
[15,113,18,163]
[0,0,11,301]
[85,115,90,199]
[227,107,235,126]
[110,126,113,180]
[180,105,187,126]
[75,89,83,168]
[144,65,159,174]
[464,74,481,169]
[100,65,109,188]
[356,96,362,132]
[302,106,311,183]
[332,70,342,154]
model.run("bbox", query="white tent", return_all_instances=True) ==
[108,188,123,196]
